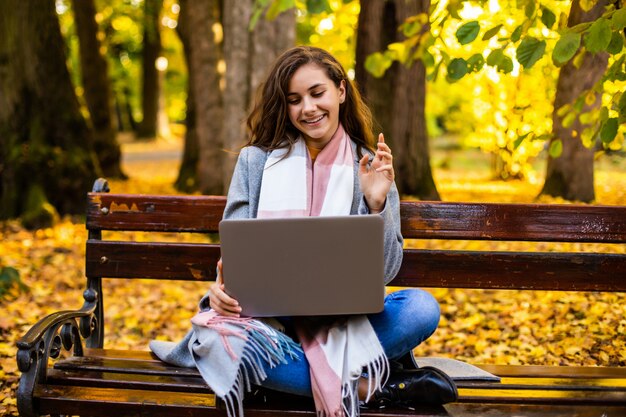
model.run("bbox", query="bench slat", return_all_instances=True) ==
[35,385,219,417]
[86,240,626,291]
[51,361,626,392]
[53,352,626,393]
[400,202,626,242]
[395,249,626,291]
[86,240,220,280]
[478,364,626,379]
[87,194,225,233]
[447,404,626,417]
[40,368,626,413]
[87,194,626,243]
[35,385,444,416]
[55,355,202,377]
[83,349,626,380]
[47,369,211,393]
[458,387,626,404]
[37,382,626,416]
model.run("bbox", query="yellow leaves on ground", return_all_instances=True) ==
[413,288,626,367]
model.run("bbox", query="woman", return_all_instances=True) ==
[151,46,456,417]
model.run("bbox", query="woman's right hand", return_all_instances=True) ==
[208,259,242,317]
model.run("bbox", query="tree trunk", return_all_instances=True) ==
[0,0,99,227]
[247,8,295,103]
[137,0,163,139]
[221,0,295,190]
[539,0,608,202]
[174,1,200,192]
[178,0,224,195]
[355,0,440,200]
[71,0,126,179]
[221,0,252,190]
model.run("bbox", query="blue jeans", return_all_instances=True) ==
[257,289,441,396]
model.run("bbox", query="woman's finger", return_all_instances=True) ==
[376,150,393,161]
[209,281,241,316]
[216,259,223,285]
[358,153,370,175]
[375,164,395,177]
[215,285,240,308]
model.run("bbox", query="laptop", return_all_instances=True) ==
[218,215,385,317]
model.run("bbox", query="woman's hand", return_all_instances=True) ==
[358,133,395,214]
[208,259,242,317]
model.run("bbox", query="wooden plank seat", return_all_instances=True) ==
[16,178,626,416]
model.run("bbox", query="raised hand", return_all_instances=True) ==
[358,133,395,213]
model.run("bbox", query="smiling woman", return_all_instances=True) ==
[150,46,457,417]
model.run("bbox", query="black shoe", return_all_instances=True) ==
[368,367,458,408]
[390,351,420,371]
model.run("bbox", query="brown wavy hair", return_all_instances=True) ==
[246,46,375,157]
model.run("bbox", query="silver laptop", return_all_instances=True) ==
[219,215,385,317]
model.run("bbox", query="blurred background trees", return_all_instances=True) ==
[0,0,624,227]
[0,0,100,228]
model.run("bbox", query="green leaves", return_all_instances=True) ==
[456,21,480,45]
[619,93,626,123]
[541,6,556,29]
[365,42,413,78]
[482,24,503,41]
[467,54,485,72]
[600,118,619,144]
[612,7,626,30]
[552,32,581,66]
[607,32,624,55]
[0,266,27,299]
[487,48,514,73]
[516,37,546,69]
[267,0,295,19]
[585,18,612,53]
[250,0,295,28]
[306,0,331,14]
[364,52,393,78]
[447,58,468,80]
[549,140,563,158]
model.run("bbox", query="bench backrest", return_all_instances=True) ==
[86,192,626,292]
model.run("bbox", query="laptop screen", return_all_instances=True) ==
[219,215,385,317]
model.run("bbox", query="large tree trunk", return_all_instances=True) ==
[221,0,295,190]
[71,0,126,179]
[174,0,200,192]
[137,0,163,139]
[356,0,440,200]
[178,0,224,195]
[539,0,608,202]
[0,0,99,227]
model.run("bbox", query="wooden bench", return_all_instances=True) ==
[16,178,626,416]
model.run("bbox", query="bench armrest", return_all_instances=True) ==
[16,290,99,417]
[17,305,96,350]
[16,289,98,373]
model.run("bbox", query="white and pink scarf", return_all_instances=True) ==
[188,125,388,417]
[257,125,388,416]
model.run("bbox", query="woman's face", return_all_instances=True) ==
[286,63,346,149]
